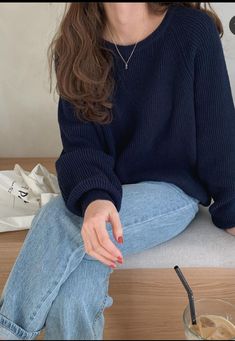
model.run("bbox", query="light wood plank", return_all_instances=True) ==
[0,157,56,173]
[1,259,235,340]
[104,268,235,340]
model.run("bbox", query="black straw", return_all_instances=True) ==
[174,265,197,325]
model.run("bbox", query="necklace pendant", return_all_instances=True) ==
[125,63,128,70]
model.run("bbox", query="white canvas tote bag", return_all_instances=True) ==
[0,163,60,232]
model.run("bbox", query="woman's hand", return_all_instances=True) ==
[226,227,235,236]
[81,199,124,268]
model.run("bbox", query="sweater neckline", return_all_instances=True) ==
[102,5,177,52]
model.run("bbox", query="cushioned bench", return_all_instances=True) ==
[0,158,235,340]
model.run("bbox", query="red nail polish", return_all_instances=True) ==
[118,236,123,244]
[117,256,123,262]
[117,259,123,264]
[110,264,116,269]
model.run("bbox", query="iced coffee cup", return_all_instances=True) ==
[183,299,235,340]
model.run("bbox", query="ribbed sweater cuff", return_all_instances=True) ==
[210,198,235,229]
[80,189,116,216]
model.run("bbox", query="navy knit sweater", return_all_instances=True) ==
[55,5,235,229]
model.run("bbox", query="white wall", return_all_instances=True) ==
[0,3,235,157]
[0,3,65,157]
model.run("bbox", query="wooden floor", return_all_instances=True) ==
[0,157,57,172]
[1,158,235,340]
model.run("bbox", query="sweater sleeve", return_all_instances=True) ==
[55,97,123,217]
[194,15,235,229]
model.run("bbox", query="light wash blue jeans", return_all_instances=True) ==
[0,181,199,340]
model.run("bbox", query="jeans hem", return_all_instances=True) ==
[0,314,40,340]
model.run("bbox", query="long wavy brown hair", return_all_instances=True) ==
[48,3,223,124]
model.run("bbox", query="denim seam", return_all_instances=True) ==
[93,294,108,339]
[84,203,198,262]
[92,270,112,339]
[0,314,40,340]
[123,202,198,229]
[27,244,85,330]
[120,207,198,256]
